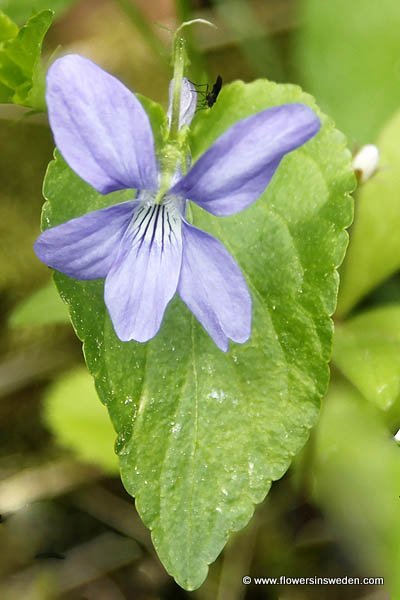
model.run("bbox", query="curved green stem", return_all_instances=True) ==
[168,34,186,140]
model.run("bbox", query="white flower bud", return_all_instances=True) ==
[352,144,379,183]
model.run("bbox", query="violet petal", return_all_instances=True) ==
[34,201,137,279]
[178,221,252,351]
[171,103,320,216]
[104,204,182,342]
[167,77,197,129]
[46,55,158,194]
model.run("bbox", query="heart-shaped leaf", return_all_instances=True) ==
[40,81,354,589]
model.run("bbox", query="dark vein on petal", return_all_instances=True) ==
[132,206,152,237]
[166,210,173,240]
[161,206,165,252]
[137,206,157,251]
[127,207,152,249]
[149,205,161,248]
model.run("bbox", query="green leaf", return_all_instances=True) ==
[40,82,354,589]
[333,305,400,411]
[0,10,18,41]
[43,368,119,474]
[314,378,400,595]
[136,93,168,152]
[296,0,400,143]
[9,280,70,327]
[0,0,73,24]
[0,9,52,109]
[338,109,400,316]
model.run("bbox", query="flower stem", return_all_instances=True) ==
[168,19,216,141]
[168,34,186,140]
[175,0,205,79]
[158,19,217,202]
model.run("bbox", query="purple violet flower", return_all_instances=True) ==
[34,55,320,351]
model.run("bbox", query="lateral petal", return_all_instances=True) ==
[104,203,183,343]
[171,103,320,216]
[46,54,158,194]
[34,201,137,279]
[178,222,252,351]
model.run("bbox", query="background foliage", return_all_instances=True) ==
[1,0,400,598]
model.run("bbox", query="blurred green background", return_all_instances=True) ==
[1,0,400,598]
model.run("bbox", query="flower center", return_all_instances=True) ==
[128,193,182,252]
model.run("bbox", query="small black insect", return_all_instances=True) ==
[191,75,223,109]
[204,75,222,108]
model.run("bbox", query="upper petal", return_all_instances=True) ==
[34,201,137,279]
[104,202,183,343]
[167,77,197,129]
[46,54,158,194]
[178,222,252,351]
[171,103,320,216]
